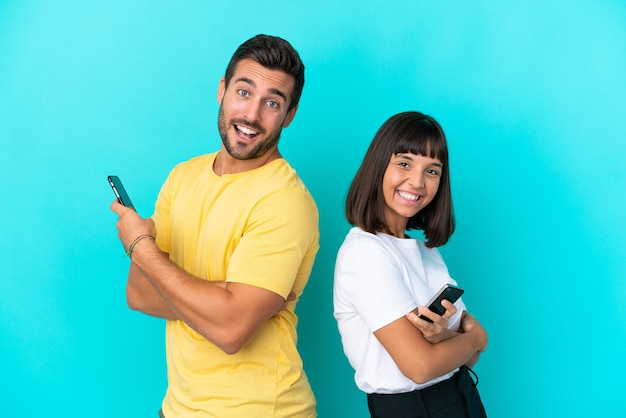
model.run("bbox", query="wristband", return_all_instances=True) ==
[126,234,155,258]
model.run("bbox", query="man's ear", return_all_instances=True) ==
[282,105,298,128]
[217,77,226,103]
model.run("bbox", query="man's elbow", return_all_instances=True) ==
[221,343,244,356]
[127,298,144,313]
[126,287,143,312]
[125,284,162,315]
[206,330,250,355]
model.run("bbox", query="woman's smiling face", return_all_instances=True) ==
[382,152,443,237]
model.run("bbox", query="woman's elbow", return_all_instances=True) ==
[405,370,436,385]
[399,362,442,385]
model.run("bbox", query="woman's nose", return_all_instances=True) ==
[408,172,425,188]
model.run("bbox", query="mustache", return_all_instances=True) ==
[231,118,265,134]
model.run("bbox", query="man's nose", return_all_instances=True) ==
[243,100,262,122]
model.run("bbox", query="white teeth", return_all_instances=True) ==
[398,191,420,201]
[237,125,257,135]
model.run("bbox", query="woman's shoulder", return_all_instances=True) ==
[414,238,446,265]
[342,227,380,245]
[339,228,407,261]
[337,228,378,254]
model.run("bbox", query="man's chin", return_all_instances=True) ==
[225,142,258,161]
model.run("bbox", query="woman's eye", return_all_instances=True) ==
[427,168,440,176]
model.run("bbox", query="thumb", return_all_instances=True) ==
[110,200,133,216]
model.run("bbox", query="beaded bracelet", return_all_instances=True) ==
[126,234,156,258]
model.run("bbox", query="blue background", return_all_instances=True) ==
[1,0,625,416]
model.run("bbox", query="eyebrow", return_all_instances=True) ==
[234,77,288,102]
[396,153,443,167]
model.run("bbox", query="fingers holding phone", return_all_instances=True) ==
[407,299,457,344]
[405,284,464,343]
[108,175,156,252]
[115,206,155,246]
[418,284,464,324]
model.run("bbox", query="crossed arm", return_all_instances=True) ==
[112,201,289,355]
[374,299,488,384]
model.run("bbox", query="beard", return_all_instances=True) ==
[217,105,283,161]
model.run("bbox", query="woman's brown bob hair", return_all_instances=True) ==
[345,111,455,248]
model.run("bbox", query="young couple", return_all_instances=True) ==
[111,34,487,418]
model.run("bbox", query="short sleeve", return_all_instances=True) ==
[152,168,176,254]
[226,187,319,298]
[335,234,417,332]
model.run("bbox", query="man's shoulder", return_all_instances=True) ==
[250,159,312,196]
[165,152,217,183]
[174,152,217,171]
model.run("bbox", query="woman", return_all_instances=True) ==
[334,111,488,417]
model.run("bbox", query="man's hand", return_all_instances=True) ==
[110,200,156,253]
[274,291,297,316]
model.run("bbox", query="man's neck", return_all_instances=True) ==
[213,148,282,176]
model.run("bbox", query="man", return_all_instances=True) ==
[111,35,319,418]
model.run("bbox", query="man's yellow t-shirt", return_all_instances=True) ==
[152,152,319,418]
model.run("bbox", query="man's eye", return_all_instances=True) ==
[267,100,279,108]
[238,89,249,97]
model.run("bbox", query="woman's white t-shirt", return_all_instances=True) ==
[333,227,466,394]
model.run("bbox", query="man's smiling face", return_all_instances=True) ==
[217,58,297,163]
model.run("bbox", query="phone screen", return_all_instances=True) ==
[108,175,135,210]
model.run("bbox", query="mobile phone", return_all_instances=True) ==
[418,284,464,323]
[108,175,135,210]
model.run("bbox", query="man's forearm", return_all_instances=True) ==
[128,237,286,354]
[127,261,179,319]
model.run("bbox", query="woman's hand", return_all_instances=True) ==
[405,299,457,344]
[460,312,488,353]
